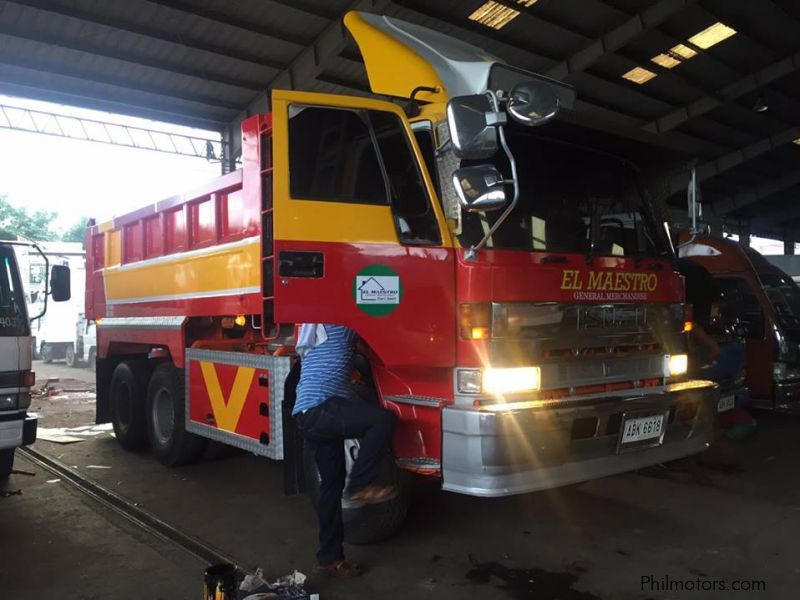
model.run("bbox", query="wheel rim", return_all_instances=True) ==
[116,384,132,430]
[151,387,174,446]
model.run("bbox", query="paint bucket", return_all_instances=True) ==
[203,563,237,600]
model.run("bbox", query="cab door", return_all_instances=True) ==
[271,90,455,368]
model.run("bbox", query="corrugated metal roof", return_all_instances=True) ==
[1,0,800,235]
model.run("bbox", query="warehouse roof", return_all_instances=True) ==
[2,0,800,237]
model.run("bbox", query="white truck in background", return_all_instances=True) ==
[14,242,85,363]
[68,313,96,370]
[1,239,70,480]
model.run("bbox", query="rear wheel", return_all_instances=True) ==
[0,449,14,482]
[110,360,149,450]
[65,345,77,368]
[146,363,205,466]
[41,342,53,363]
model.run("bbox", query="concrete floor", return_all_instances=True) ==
[2,360,799,599]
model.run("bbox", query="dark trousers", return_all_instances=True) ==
[295,396,396,564]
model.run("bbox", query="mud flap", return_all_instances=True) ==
[282,359,305,496]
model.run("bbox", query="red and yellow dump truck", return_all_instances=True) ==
[86,12,718,540]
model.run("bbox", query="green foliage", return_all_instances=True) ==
[0,193,58,241]
[62,217,89,245]
[0,193,87,245]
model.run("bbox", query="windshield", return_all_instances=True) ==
[0,246,29,337]
[760,271,800,330]
[458,124,670,258]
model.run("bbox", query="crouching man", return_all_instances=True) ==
[292,323,397,578]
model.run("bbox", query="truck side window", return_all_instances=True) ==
[412,127,441,199]
[369,112,441,246]
[288,106,387,205]
[288,105,442,246]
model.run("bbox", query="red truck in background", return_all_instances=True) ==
[86,11,718,542]
[679,231,800,409]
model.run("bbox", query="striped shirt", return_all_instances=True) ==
[293,324,358,415]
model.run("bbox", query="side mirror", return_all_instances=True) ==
[446,94,498,160]
[50,265,71,302]
[452,165,507,213]
[507,80,559,127]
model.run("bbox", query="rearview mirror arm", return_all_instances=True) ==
[30,241,49,323]
[466,91,520,261]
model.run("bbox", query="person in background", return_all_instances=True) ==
[292,323,397,579]
[678,259,753,438]
[678,258,745,380]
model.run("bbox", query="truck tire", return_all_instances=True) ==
[65,345,77,368]
[41,342,53,363]
[0,449,13,482]
[303,440,408,545]
[146,363,205,466]
[110,360,149,450]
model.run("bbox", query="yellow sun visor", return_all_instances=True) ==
[344,11,575,108]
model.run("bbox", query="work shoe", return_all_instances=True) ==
[349,483,399,504]
[317,560,363,579]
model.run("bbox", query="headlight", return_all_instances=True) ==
[665,354,688,377]
[456,367,542,395]
[456,369,482,394]
[484,367,541,395]
[18,392,31,410]
[0,394,17,410]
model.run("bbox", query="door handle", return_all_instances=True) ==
[278,251,324,278]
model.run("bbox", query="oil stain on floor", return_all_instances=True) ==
[466,561,602,600]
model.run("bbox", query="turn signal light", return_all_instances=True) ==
[234,315,247,327]
[683,321,694,332]
[459,303,490,340]
[23,371,35,387]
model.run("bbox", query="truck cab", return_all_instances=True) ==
[1,241,71,480]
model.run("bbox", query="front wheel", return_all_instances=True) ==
[41,342,53,363]
[146,363,205,466]
[65,345,77,368]
[0,449,14,482]
[303,440,408,545]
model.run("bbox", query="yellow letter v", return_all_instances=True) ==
[199,362,256,432]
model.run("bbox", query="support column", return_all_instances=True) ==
[739,222,751,248]
[785,233,795,255]
[220,125,238,175]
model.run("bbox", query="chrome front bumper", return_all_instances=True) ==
[442,381,717,497]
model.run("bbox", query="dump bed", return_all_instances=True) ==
[85,115,273,322]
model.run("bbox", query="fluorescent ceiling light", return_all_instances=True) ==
[468,0,537,30]
[688,22,737,49]
[670,43,697,59]
[651,53,681,69]
[622,66,657,84]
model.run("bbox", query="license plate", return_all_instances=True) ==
[620,414,665,446]
[717,394,735,413]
